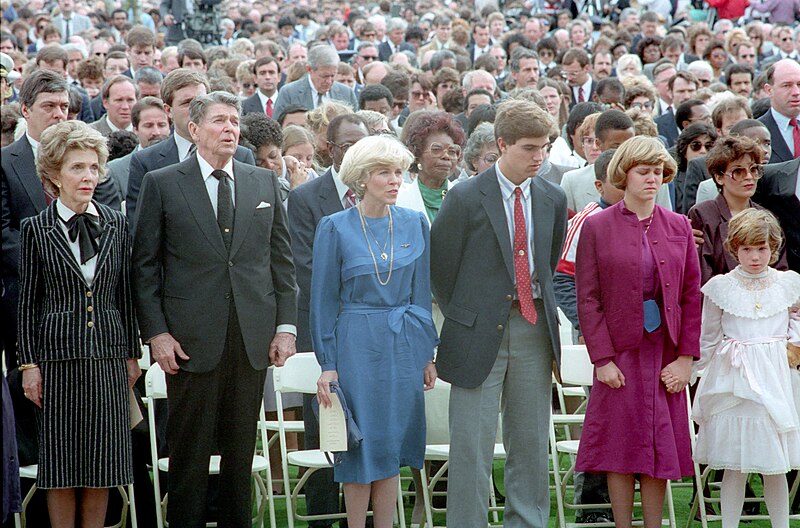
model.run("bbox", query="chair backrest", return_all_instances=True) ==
[424,380,451,444]
[557,307,574,345]
[560,344,594,387]
[145,362,168,399]
[272,352,321,394]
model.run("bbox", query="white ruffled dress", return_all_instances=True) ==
[692,266,800,474]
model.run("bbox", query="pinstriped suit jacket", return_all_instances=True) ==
[17,202,140,364]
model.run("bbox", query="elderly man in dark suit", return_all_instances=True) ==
[272,45,358,121]
[126,69,255,229]
[132,91,297,528]
[379,17,415,62]
[431,99,567,528]
[1,70,70,372]
[286,113,369,527]
[759,59,800,164]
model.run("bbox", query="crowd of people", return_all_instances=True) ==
[1,0,800,527]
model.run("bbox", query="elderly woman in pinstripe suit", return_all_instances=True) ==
[17,120,141,528]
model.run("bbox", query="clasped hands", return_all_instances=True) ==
[150,331,296,375]
[596,355,692,393]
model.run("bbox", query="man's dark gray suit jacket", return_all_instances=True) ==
[131,156,297,372]
[759,108,794,164]
[272,76,358,123]
[126,133,255,228]
[286,169,343,352]
[430,167,568,388]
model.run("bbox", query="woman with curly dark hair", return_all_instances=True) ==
[636,36,663,65]
[239,112,283,173]
[702,40,728,81]
[397,111,466,225]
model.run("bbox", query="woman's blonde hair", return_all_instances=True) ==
[577,113,601,140]
[724,209,783,265]
[38,120,108,197]
[305,101,352,133]
[281,124,316,153]
[339,136,413,198]
[607,136,677,190]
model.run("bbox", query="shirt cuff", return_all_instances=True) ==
[276,324,297,336]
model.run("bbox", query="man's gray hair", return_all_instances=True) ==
[386,17,408,33]
[429,49,456,72]
[63,42,87,58]
[687,60,713,77]
[134,66,163,85]
[462,69,496,92]
[619,8,638,23]
[510,47,538,73]
[189,91,241,125]
[308,44,340,70]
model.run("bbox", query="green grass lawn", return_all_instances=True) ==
[256,463,777,527]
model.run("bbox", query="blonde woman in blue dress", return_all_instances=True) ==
[311,135,438,528]
[692,209,800,528]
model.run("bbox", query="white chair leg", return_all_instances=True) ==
[397,477,406,528]
[14,512,21,528]
[666,480,675,528]
[128,484,137,528]
[419,464,434,528]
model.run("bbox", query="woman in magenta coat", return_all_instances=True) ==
[575,137,702,528]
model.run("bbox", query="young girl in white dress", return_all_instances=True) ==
[692,209,800,528]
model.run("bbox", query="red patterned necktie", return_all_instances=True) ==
[344,189,357,208]
[578,87,585,103]
[790,118,800,159]
[266,98,273,118]
[513,187,537,325]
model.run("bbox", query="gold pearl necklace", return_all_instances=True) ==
[357,204,394,286]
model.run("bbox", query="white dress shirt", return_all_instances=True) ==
[106,116,134,133]
[56,199,99,285]
[495,164,541,298]
[197,153,236,216]
[257,90,278,113]
[26,133,40,157]
[771,107,797,157]
[175,133,194,161]
[308,75,329,108]
[330,166,353,208]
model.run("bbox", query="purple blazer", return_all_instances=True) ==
[575,202,702,365]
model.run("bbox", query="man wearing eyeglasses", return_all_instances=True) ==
[353,42,379,86]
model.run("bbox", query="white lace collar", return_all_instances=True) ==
[701,266,800,319]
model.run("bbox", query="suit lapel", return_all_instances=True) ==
[480,169,515,280]
[531,177,555,275]
[318,172,344,217]
[175,158,227,259]
[229,161,260,259]
[161,134,180,166]
[43,206,86,282]
[91,204,117,283]
[765,112,793,162]
[12,137,47,212]
[778,158,800,196]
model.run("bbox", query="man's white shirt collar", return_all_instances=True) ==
[174,133,194,161]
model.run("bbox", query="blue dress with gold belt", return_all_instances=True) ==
[310,206,438,484]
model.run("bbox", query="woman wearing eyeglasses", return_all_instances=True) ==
[463,122,499,177]
[397,111,466,226]
[688,136,788,286]
[702,40,729,82]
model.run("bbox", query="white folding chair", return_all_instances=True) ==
[274,352,406,528]
[144,363,269,528]
[14,465,137,528]
[550,345,676,527]
[686,384,800,527]
[417,380,506,528]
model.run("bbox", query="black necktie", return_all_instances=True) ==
[316,93,323,108]
[186,143,197,161]
[211,169,234,252]
[62,213,102,264]
[64,18,71,40]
